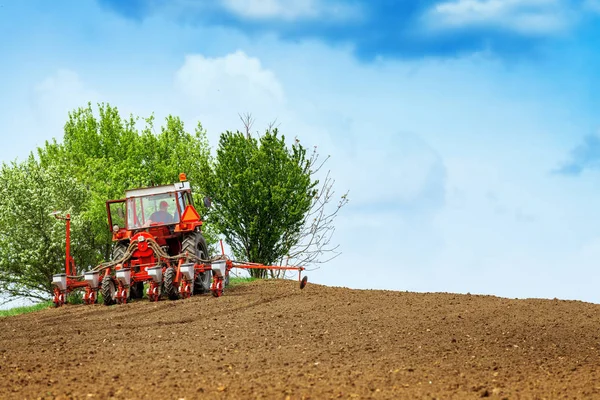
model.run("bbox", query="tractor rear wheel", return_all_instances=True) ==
[101,275,116,306]
[182,231,212,295]
[163,267,180,300]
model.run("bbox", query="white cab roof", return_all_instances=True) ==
[125,181,191,198]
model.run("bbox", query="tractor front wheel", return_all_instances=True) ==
[101,275,116,306]
[163,267,180,300]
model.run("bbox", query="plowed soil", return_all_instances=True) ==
[2,280,600,399]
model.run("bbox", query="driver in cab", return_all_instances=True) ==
[144,200,174,226]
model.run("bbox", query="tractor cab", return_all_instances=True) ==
[106,175,204,243]
[126,186,190,229]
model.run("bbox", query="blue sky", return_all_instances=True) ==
[3,0,600,304]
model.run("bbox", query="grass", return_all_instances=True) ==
[229,276,257,286]
[0,301,54,318]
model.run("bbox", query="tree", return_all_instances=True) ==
[205,125,348,278]
[277,146,349,272]
[37,102,217,261]
[0,156,94,301]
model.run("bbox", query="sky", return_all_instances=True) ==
[3,0,600,305]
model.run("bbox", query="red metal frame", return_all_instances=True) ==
[52,213,99,306]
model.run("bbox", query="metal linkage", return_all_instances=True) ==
[52,237,308,307]
[52,226,308,307]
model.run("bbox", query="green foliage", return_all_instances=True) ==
[66,291,84,305]
[37,102,217,261]
[0,156,94,300]
[0,301,53,318]
[229,276,257,286]
[205,129,316,277]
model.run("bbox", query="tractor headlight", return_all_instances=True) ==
[112,224,119,233]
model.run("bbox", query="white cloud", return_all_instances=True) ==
[0,69,101,162]
[582,0,600,12]
[221,0,360,21]
[175,50,284,103]
[30,69,101,135]
[174,50,286,142]
[335,131,446,210]
[424,0,574,35]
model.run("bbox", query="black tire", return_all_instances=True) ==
[101,275,116,306]
[129,282,145,300]
[182,232,211,295]
[163,267,180,300]
[111,242,128,263]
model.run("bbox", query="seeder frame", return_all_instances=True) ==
[51,215,307,307]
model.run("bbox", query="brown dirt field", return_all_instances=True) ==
[1,280,600,399]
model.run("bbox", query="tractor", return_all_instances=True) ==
[51,173,307,307]
[99,173,224,305]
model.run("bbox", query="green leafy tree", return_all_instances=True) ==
[0,156,94,301]
[37,102,216,262]
[205,120,348,278]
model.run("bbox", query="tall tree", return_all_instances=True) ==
[0,156,93,301]
[205,126,348,277]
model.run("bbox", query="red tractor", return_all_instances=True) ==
[100,173,225,305]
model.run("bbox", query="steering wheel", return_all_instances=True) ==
[143,220,160,228]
